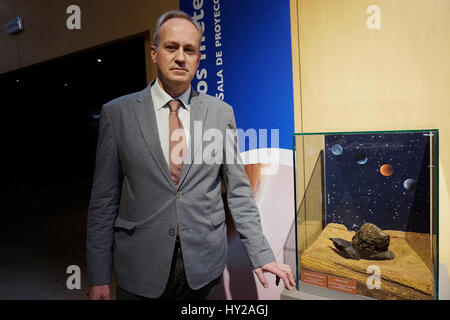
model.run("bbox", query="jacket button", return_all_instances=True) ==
[176,191,183,199]
[169,228,175,236]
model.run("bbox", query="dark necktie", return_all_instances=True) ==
[168,99,187,188]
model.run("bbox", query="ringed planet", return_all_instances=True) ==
[380,164,394,177]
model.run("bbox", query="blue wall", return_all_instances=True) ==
[180,0,294,151]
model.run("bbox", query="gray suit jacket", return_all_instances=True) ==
[86,82,275,298]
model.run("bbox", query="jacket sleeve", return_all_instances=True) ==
[221,106,275,269]
[86,106,122,286]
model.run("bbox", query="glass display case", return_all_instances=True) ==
[293,130,439,300]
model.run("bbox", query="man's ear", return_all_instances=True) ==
[150,45,157,63]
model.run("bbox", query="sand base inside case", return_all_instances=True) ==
[300,223,434,300]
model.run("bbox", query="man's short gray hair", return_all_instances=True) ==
[153,10,203,47]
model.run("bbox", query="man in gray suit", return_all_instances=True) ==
[87,10,295,300]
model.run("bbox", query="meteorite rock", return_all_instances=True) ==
[352,223,390,252]
[330,223,395,260]
[330,238,360,260]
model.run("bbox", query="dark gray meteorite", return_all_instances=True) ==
[330,223,395,260]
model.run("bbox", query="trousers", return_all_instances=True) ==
[116,237,223,300]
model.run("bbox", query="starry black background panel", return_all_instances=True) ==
[324,132,433,233]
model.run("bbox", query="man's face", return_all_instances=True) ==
[151,18,201,91]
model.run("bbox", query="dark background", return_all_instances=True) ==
[0,35,147,299]
[325,132,432,233]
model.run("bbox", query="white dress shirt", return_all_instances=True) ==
[150,79,191,168]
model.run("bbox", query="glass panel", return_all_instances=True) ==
[431,131,439,299]
[293,130,439,300]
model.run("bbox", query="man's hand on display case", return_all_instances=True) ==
[254,261,296,290]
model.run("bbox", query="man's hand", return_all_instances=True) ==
[89,284,111,300]
[254,261,296,290]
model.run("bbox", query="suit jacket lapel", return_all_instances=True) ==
[133,84,176,191]
[177,90,208,188]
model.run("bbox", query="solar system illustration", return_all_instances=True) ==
[324,132,432,233]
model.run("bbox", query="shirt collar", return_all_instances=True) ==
[151,79,191,111]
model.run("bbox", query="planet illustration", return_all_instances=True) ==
[403,178,417,191]
[331,144,343,156]
[380,164,394,176]
[355,153,368,165]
